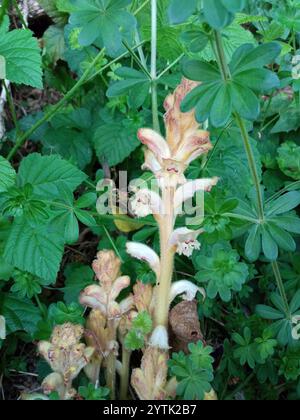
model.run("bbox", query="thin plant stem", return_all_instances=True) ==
[235,113,265,221]
[3,81,21,136]
[119,347,131,400]
[271,260,290,316]
[150,0,160,133]
[0,0,9,25]
[106,320,117,400]
[212,30,290,317]
[154,187,175,327]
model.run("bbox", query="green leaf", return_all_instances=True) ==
[265,191,300,216]
[0,156,16,192]
[70,0,136,55]
[63,263,94,305]
[210,83,232,127]
[231,82,260,120]
[245,225,261,262]
[79,384,110,400]
[43,25,65,64]
[256,305,284,320]
[17,153,87,198]
[268,223,296,253]
[93,121,140,167]
[234,68,280,92]
[221,0,246,13]
[180,29,209,54]
[277,141,300,180]
[261,227,278,261]
[3,219,64,284]
[168,0,197,24]
[132,311,152,334]
[0,293,42,336]
[271,107,300,134]
[182,60,221,83]
[48,301,85,325]
[0,29,42,88]
[203,0,234,29]
[230,42,281,73]
[196,243,249,302]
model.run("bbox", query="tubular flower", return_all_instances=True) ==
[80,251,133,320]
[126,242,160,278]
[38,323,94,396]
[169,280,206,304]
[169,227,204,257]
[137,79,213,187]
[131,347,176,400]
[130,188,162,218]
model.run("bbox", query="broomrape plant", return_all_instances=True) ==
[2,0,300,403]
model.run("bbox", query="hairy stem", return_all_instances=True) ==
[154,187,175,328]
[120,347,131,400]
[271,260,290,316]
[106,320,117,400]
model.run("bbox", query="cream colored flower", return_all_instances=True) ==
[126,242,160,278]
[169,227,204,257]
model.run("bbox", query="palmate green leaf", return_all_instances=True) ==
[93,120,140,167]
[271,107,300,134]
[70,0,136,56]
[168,0,198,24]
[107,67,150,108]
[221,0,246,13]
[199,22,256,62]
[17,153,87,198]
[0,293,42,336]
[230,42,281,74]
[0,29,42,88]
[0,156,16,193]
[203,0,234,29]
[3,219,64,284]
[265,191,300,216]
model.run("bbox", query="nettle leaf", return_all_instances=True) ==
[0,156,16,193]
[93,119,140,167]
[3,219,64,284]
[0,29,42,88]
[17,153,87,198]
[0,293,42,336]
[168,0,198,24]
[70,0,136,55]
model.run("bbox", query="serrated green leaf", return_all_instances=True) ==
[0,156,16,192]
[17,153,87,198]
[3,219,64,283]
[93,122,140,167]
[0,29,42,88]
[0,293,42,336]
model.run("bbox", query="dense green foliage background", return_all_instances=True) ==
[1,0,300,400]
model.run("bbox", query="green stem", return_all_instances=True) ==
[235,113,265,221]
[0,0,9,25]
[212,30,289,317]
[151,0,160,133]
[3,82,21,136]
[12,0,28,28]
[271,260,290,316]
[214,31,231,80]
